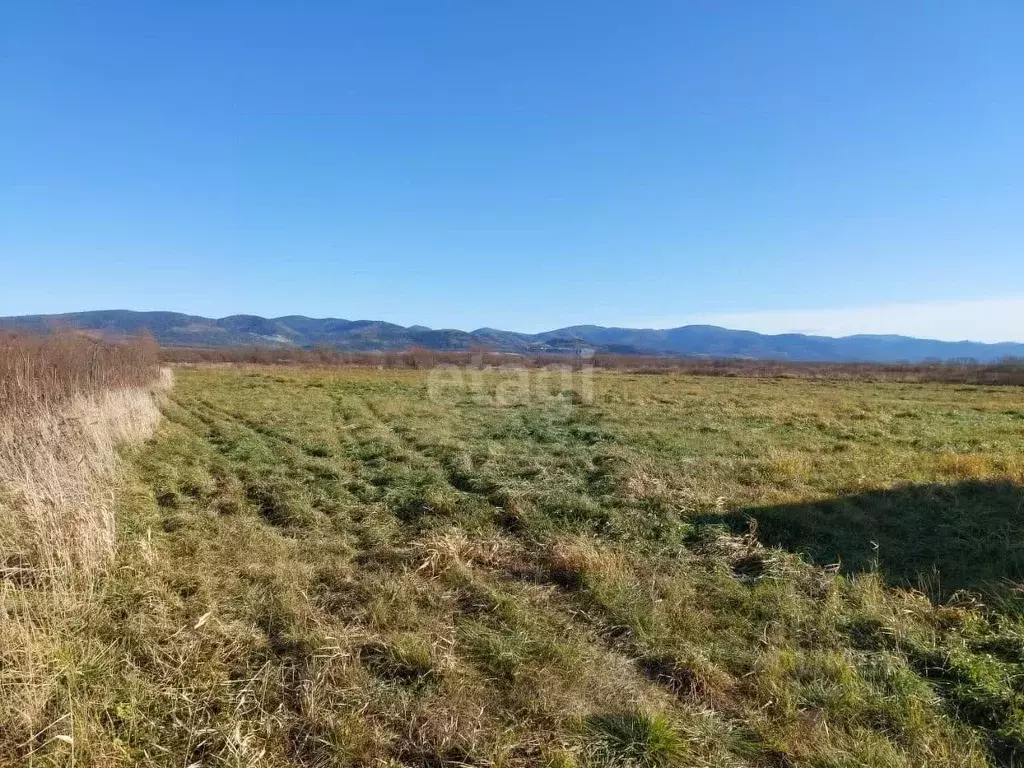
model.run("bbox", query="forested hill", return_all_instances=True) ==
[3,310,1023,363]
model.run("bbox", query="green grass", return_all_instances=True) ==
[10,365,1024,766]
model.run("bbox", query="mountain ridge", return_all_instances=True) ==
[2,310,1023,363]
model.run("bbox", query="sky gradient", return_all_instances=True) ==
[3,2,1022,341]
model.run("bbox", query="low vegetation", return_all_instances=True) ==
[4,363,1022,766]
[161,345,1024,386]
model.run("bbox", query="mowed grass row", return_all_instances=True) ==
[25,366,1024,767]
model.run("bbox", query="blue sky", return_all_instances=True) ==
[3,1,1023,341]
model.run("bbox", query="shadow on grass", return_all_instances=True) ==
[717,480,1024,600]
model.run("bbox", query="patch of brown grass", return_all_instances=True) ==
[935,452,991,479]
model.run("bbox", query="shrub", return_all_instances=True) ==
[0,330,159,414]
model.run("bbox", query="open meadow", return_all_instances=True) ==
[5,363,1024,767]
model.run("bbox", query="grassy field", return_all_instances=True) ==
[14,365,1024,767]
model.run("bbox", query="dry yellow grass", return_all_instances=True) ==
[0,334,168,759]
[0,369,171,580]
[0,375,171,757]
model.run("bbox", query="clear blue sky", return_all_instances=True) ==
[3,1,1023,340]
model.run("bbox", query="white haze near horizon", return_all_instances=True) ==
[635,297,1024,344]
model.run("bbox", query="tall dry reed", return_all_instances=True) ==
[0,376,169,581]
[1,330,159,415]
[0,333,168,752]
[0,331,164,579]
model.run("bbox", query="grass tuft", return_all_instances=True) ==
[584,712,688,767]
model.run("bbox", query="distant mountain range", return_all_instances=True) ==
[2,310,1023,363]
